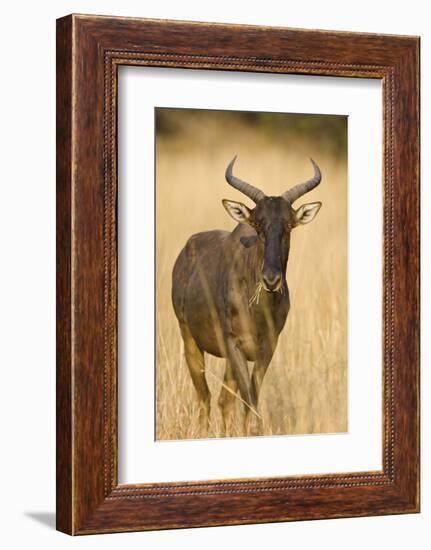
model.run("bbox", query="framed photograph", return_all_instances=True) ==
[56,14,420,534]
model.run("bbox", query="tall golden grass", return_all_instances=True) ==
[155,114,347,440]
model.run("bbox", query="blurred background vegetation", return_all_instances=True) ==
[156,108,347,159]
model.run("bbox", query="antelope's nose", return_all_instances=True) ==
[262,270,282,292]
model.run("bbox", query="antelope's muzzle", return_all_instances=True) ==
[262,269,282,292]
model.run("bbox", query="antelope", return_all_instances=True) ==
[172,156,322,435]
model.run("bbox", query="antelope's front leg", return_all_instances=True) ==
[248,345,276,434]
[225,338,261,436]
[218,360,238,437]
[252,344,277,405]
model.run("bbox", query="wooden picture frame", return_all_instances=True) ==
[56,14,420,535]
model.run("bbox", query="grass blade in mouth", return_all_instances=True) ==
[249,282,263,307]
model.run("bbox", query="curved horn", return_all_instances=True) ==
[225,156,266,203]
[282,158,322,204]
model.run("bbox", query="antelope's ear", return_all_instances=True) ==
[222,199,251,223]
[294,202,322,226]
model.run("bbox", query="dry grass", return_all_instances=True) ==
[155,120,347,440]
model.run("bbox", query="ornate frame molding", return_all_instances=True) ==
[57,15,419,534]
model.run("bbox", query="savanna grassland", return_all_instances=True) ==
[155,109,347,440]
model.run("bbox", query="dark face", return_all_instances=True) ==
[250,197,294,292]
[222,195,322,293]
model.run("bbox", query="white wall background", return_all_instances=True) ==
[0,1,427,548]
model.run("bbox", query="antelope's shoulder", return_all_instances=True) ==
[185,229,229,250]
[183,230,229,263]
